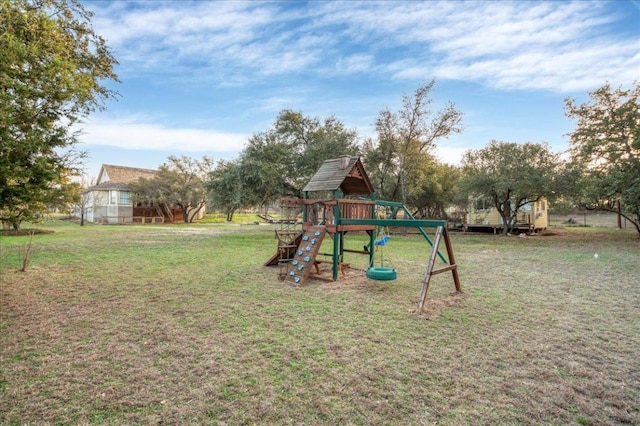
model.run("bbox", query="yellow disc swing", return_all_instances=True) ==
[366,225,397,281]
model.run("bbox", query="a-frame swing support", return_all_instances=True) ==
[340,218,462,313]
[417,225,460,313]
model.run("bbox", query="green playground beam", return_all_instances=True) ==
[340,218,449,264]
[372,200,447,263]
[341,218,447,228]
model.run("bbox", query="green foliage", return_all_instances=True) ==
[565,81,640,235]
[205,160,246,221]
[461,141,560,234]
[0,0,118,230]
[207,110,360,213]
[130,156,213,223]
[363,80,463,204]
[408,160,462,219]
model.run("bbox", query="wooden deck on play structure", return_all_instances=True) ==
[282,197,376,233]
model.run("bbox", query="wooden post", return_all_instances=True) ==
[443,228,462,293]
[417,226,444,312]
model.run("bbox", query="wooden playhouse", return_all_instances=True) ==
[264,156,462,312]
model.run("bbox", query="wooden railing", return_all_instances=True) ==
[337,199,374,221]
[132,216,165,224]
[280,197,375,226]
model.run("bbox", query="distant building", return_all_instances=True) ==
[464,197,548,233]
[83,164,157,224]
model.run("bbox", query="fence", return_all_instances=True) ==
[548,211,630,228]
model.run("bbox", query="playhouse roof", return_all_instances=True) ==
[303,156,374,196]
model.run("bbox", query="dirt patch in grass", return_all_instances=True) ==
[0,228,54,237]
[311,266,467,318]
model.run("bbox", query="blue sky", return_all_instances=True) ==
[78,0,640,179]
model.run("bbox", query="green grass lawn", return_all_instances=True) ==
[1,220,638,425]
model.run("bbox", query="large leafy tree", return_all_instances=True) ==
[130,156,214,223]
[205,160,248,222]
[0,0,119,230]
[565,82,640,235]
[408,160,462,219]
[227,110,360,211]
[363,80,463,203]
[460,141,560,235]
[272,111,360,190]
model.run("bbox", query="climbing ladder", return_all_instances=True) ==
[284,225,327,285]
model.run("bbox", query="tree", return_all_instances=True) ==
[226,110,360,212]
[272,111,361,190]
[0,0,119,230]
[407,160,462,219]
[565,82,640,235]
[240,131,298,210]
[363,80,463,203]
[71,176,95,226]
[460,141,560,235]
[205,160,247,222]
[130,156,213,223]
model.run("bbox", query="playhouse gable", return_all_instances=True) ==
[303,156,373,196]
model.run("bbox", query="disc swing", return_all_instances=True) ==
[366,224,397,281]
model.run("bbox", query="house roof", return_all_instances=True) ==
[97,164,157,185]
[303,156,374,196]
[87,164,158,191]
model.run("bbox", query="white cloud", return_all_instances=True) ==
[335,54,376,74]
[76,118,248,153]
[89,1,639,92]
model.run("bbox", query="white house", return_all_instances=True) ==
[84,164,157,224]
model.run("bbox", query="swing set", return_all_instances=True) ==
[344,201,462,312]
[265,156,461,313]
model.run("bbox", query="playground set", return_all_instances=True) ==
[264,156,461,312]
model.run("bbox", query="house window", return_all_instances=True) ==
[109,190,118,205]
[119,191,131,205]
[474,198,492,211]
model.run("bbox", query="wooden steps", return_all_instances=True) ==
[263,230,303,267]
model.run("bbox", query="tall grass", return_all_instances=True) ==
[1,221,638,425]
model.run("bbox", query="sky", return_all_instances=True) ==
[78,0,640,179]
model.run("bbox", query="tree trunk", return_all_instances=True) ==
[185,201,206,223]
